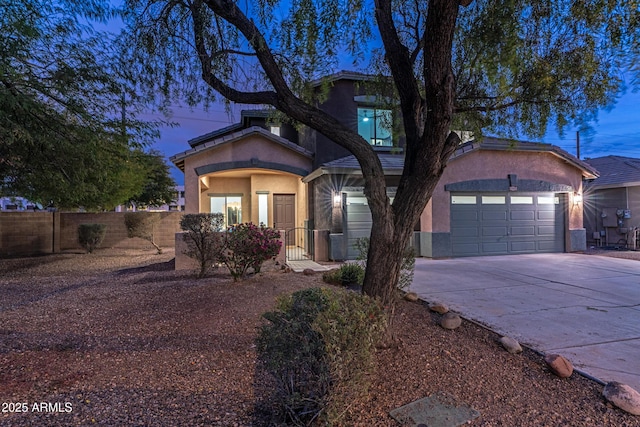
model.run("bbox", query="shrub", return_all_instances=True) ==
[124,212,162,254]
[337,263,364,286]
[354,237,416,291]
[321,268,342,285]
[256,287,387,426]
[221,222,282,280]
[180,213,225,278]
[77,223,106,253]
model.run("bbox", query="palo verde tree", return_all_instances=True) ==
[0,0,161,210]
[123,0,639,307]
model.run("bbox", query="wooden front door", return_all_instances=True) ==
[274,194,295,245]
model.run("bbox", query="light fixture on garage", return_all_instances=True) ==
[573,192,583,205]
[333,193,342,206]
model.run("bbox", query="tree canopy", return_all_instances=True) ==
[127,149,178,209]
[122,0,640,304]
[0,0,163,210]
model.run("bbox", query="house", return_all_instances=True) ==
[583,156,640,249]
[170,71,598,261]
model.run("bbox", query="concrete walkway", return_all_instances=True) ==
[409,253,640,391]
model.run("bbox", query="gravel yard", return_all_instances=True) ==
[0,248,639,426]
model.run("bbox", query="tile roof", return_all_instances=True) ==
[584,155,640,188]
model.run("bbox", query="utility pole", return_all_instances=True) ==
[576,131,580,159]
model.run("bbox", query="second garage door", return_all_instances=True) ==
[451,193,565,257]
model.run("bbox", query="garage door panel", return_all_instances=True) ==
[482,226,507,237]
[482,211,508,220]
[482,242,509,253]
[451,227,479,238]
[511,211,535,220]
[452,211,479,221]
[538,225,557,235]
[511,226,535,236]
[538,211,556,220]
[510,241,537,252]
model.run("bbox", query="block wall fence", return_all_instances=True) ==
[0,212,182,257]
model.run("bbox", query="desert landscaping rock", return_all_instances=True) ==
[440,312,462,330]
[429,302,449,314]
[499,336,523,354]
[404,292,419,302]
[302,268,315,276]
[544,354,574,378]
[603,382,640,415]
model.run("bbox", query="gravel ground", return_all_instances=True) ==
[0,248,639,426]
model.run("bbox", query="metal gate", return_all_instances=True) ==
[285,227,314,261]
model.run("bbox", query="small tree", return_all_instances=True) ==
[124,212,163,254]
[180,213,225,278]
[77,224,107,254]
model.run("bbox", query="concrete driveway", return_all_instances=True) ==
[410,253,640,391]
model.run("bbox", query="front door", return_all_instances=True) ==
[274,194,295,245]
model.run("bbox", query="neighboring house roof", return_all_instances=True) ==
[584,155,640,189]
[171,126,313,171]
[303,137,598,182]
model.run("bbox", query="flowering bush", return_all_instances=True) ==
[221,222,282,280]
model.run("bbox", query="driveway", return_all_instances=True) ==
[410,253,640,391]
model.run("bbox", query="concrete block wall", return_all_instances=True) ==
[0,212,55,257]
[60,212,182,251]
[0,212,182,257]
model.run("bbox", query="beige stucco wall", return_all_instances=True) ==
[422,150,586,233]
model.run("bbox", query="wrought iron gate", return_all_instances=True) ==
[285,227,314,261]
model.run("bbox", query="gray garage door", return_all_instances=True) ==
[451,193,565,257]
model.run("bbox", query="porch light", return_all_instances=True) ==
[573,192,583,205]
[333,193,342,206]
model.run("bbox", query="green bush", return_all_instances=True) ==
[337,263,365,286]
[221,222,282,280]
[180,213,225,278]
[77,223,107,253]
[256,287,387,426]
[124,212,162,254]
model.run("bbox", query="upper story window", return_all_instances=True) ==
[357,107,392,146]
[269,125,281,136]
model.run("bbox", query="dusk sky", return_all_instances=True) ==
[150,87,640,186]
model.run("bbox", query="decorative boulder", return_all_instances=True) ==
[404,292,419,302]
[429,302,449,314]
[499,336,523,354]
[303,268,315,276]
[440,312,462,330]
[603,382,640,415]
[544,354,573,378]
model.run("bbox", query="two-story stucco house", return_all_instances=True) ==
[170,71,598,261]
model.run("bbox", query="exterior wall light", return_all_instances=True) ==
[573,192,583,205]
[333,193,342,206]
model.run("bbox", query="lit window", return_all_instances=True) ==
[482,196,506,204]
[510,196,533,204]
[258,193,268,225]
[270,125,281,136]
[358,108,392,146]
[452,195,477,204]
[210,196,242,228]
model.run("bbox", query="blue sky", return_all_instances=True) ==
[152,89,640,186]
